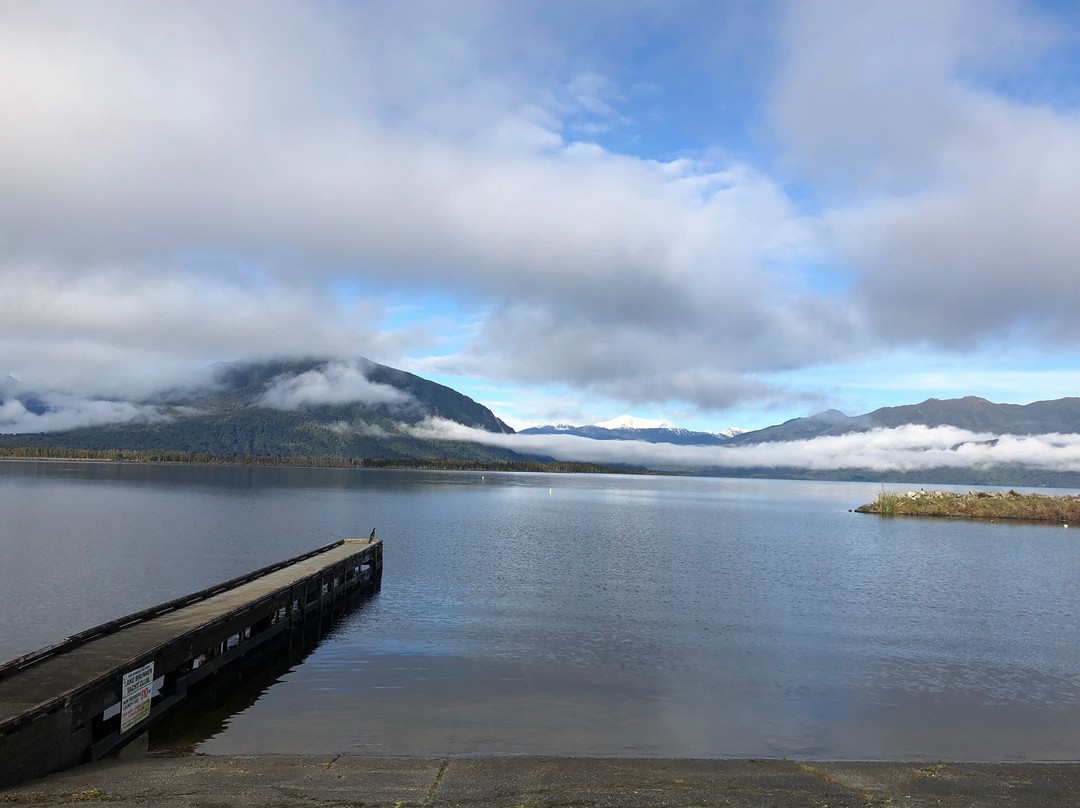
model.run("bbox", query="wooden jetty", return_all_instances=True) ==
[0,538,382,788]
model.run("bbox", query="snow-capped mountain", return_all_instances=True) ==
[712,427,747,439]
[593,414,675,430]
[520,415,738,446]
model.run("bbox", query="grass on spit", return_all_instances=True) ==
[856,488,1080,523]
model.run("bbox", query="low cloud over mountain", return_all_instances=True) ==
[0,394,174,435]
[411,419,1080,475]
[5,358,1080,484]
[258,360,413,410]
[0,357,522,463]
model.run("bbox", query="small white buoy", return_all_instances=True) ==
[549,488,552,494]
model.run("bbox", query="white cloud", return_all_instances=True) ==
[0,263,419,397]
[259,361,412,410]
[773,0,1080,346]
[0,1,856,413]
[408,418,1080,473]
[0,1,1078,420]
[0,395,173,434]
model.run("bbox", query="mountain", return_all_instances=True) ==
[520,415,731,446]
[724,409,856,444]
[522,396,1080,450]
[520,399,1080,486]
[713,427,747,439]
[593,415,674,430]
[848,396,1080,434]
[727,396,1080,444]
[0,357,534,462]
[170,357,514,433]
[7,377,1080,484]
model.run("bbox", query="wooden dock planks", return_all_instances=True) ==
[0,538,382,787]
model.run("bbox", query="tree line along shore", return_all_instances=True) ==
[0,445,630,475]
[857,488,1080,523]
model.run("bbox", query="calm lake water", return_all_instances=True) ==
[2,460,1080,761]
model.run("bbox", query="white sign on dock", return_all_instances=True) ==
[119,661,154,734]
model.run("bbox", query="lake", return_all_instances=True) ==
[2,460,1079,761]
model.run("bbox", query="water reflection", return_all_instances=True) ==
[3,461,1080,760]
[148,590,379,755]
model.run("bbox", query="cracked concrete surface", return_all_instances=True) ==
[3,756,1080,807]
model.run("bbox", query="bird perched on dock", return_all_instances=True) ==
[369,528,376,542]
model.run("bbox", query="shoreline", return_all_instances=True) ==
[4,754,1080,806]
[0,448,638,475]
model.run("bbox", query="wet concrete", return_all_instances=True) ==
[3,755,1080,807]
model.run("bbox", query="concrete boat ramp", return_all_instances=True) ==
[4,754,1080,807]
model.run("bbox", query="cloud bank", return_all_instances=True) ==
[259,361,412,410]
[0,2,1078,418]
[0,395,173,435]
[774,0,1080,346]
[409,419,1080,473]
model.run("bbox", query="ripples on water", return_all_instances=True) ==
[2,461,1080,760]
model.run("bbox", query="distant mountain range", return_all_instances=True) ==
[726,396,1080,443]
[0,357,536,463]
[518,398,1080,485]
[525,397,1080,446]
[3,358,1080,484]
[520,415,737,446]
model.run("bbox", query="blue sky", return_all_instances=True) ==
[2,0,1080,433]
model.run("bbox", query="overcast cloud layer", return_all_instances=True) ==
[1,1,1078,425]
